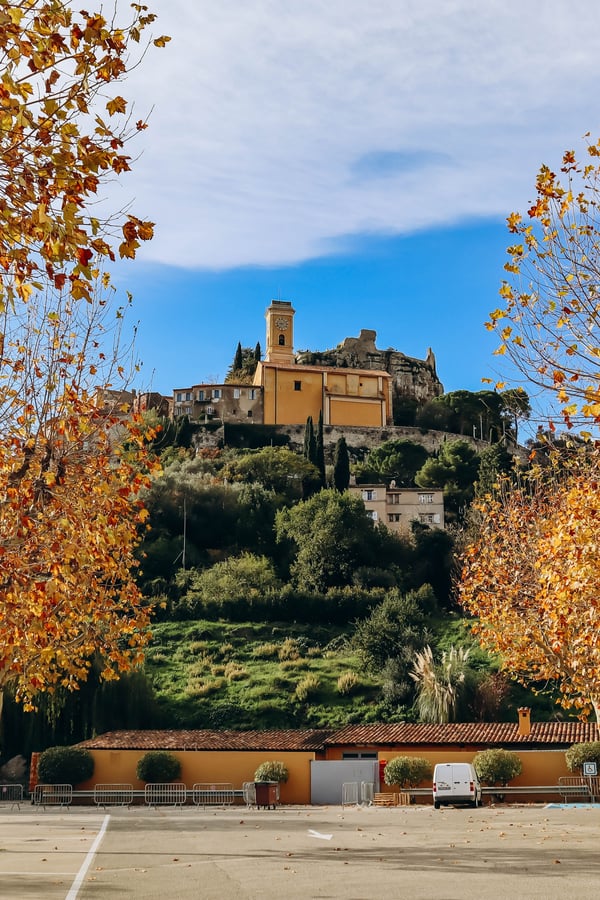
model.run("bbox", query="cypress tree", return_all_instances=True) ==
[254,341,261,362]
[303,416,314,461]
[233,341,243,371]
[333,436,350,492]
[315,410,326,486]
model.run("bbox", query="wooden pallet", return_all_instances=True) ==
[373,792,398,807]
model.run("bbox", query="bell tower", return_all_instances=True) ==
[265,299,295,364]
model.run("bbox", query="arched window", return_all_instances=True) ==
[278,334,285,346]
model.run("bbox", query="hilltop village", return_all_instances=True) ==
[133,300,445,441]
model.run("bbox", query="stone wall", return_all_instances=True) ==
[193,421,524,464]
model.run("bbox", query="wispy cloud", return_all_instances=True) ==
[350,150,453,181]
[120,0,600,269]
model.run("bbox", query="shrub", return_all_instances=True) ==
[37,747,94,786]
[136,751,181,783]
[223,662,248,681]
[473,749,522,785]
[384,756,432,788]
[337,671,360,695]
[278,638,301,661]
[294,673,320,701]
[254,761,289,783]
[565,742,600,773]
[253,642,279,659]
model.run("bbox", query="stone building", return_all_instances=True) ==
[348,482,445,533]
[172,382,263,423]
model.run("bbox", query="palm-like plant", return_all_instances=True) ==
[410,645,471,723]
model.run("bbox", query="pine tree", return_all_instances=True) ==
[333,437,350,492]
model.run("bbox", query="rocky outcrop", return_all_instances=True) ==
[295,329,444,406]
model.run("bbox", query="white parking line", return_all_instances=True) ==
[65,813,110,900]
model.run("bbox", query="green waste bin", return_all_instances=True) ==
[254,781,278,809]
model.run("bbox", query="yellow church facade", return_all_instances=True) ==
[254,300,393,427]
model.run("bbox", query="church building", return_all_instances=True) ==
[254,300,393,427]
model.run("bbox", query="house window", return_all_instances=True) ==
[212,389,221,400]
[279,334,286,346]
[247,410,253,417]
[362,489,376,501]
[185,391,191,401]
[197,390,204,401]
[233,388,241,399]
[389,493,400,505]
[419,493,434,504]
[294,381,301,391]
[388,513,401,523]
[176,392,182,402]
[249,389,256,400]
[419,513,435,524]
[342,752,377,760]
[367,510,378,521]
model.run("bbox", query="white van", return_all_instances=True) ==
[432,763,482,809]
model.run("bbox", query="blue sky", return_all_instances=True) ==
[108,1,600,415]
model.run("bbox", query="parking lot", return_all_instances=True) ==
[0,803,599,900]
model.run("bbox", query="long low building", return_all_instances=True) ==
[72,712,598,805]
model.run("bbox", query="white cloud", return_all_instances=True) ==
[119,0,600,269]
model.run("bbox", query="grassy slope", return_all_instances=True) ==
[145,619,382,730]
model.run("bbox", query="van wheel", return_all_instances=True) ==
[434,801,440,809]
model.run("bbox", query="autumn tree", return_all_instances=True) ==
[488,136,600,429]
[459,450,600,724]
[0,2,168,710]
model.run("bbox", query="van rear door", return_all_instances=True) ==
[433,763,454,802]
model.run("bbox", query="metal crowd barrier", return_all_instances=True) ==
[341,782,360,807]
[242,782,256,807]
[361,782,374,806]
[33,784,73,809]
[93,783,134,808]
[192,783,235,808]
[558,776,600,803]
[0,784,23,810]
[144,782,187,808]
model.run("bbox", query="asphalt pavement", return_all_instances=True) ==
[0,802,599,899]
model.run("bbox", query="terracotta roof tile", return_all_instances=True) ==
[78,720,599,752]
[323,721,598,746]
[77,729,334,752]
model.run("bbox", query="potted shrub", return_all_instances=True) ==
[37,747,94,786]
[253,761,288,809]
[473,749,522,801]
[254,761,289,784]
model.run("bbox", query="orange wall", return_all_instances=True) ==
[79,746,575,805]
[329,398,383,427]
[259,363,391,427]
[326,746,574,802]
[79,750,314,805]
